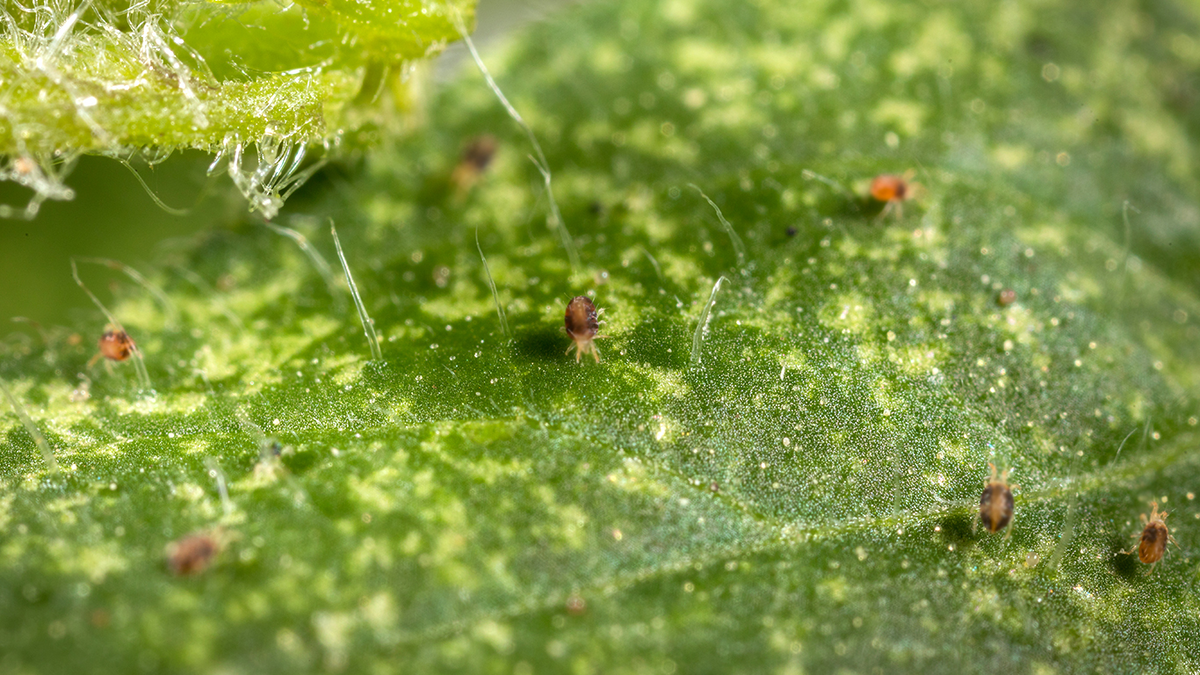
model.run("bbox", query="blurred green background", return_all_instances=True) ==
[0,154,232,338]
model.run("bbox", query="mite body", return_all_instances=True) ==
[564,296,602,363]
[979,463,1016,534]
[98,328,134,361]
[166,531,220,577]
[869,173,913,220]
[451,135,498,195]
[1125,501,1177,573]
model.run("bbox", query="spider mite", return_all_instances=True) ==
[98,327,133,361]
[565,594,586,616]
[166,531,221,577]
[869,173,913,220]
[97,327,134,362]
[979,463,1016,535]
[564,296,603,363]
[997,289,1017,307]
[1124,500,1178,574]
[451,135,498,194]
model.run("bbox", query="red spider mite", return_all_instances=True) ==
[564,296,603,363]
[869,173,916,220]
[1124,500,1178,574]
[97,327,134,362]
[978,463,1017,535]
[997,289,1017,307]
[166,531,221,577]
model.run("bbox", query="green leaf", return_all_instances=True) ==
[3,0,1200,671]
[0,0,475,217]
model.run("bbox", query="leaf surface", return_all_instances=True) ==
[2,0,1200,671]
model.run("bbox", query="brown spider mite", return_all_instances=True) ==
[869,173,916,220]
[451,135,498,195]
[564,296,603,363]
[166,531,221,577]
[979,463,1017,534]
[1124,500,1178,574]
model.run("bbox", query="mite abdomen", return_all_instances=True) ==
[564,296,602,363]
[979,483,1014,533]
[1138,521,1168,564]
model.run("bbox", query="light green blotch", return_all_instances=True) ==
[472,620,514,655]
[817,16,859,63]
[673,38,738,77]
[312,610,355,671]
[591,39,629,75]
[871,98,928,137]
[403,468,473,582]
[657,251,705,290]
[349,536,397,576]
[969,587,1005,622]
[421,283,501,326]
[225,271,301,317]
[32,379,97,429]
[993,304,1048,350]
[607,456,670,498]
[43,492,89,526]
[177,438,211,458]
[1015,220,1075,256]
[816,575,848,604]
[919,288,957,317]
[762,267,803,313]
[0,492,11,531]
[363,193,417,232]
[695,94,768,135]
[819,292,874,336]
[988,0,1032,52]
[1121,107,1193,180]
[360,592,400,646]
[167,391,210,417]
[531,485,589,550]
[573,118,619,154]
[172,481,211,509]
[47,535,129,584]
[835,234,864,261]
[623,119,700,164]
[889,11,974,78]
[1026,425,1063,459]
[326,354,366,388]
[105,392,169,417]
[295,314,343,355]
[348,464,408,515]
[452,451,531,486]
[807,65,842,91]
[871,377,909,418]
[649,413,685,446]
[886,343,945,378]
[471,250,529,299]
[992,143,1033,170]
[623,363,691,401]
[751,43,811,82]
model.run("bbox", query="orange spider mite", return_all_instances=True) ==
[869,174,912,219]
[97,328,134,361]
[564,296,602,363]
